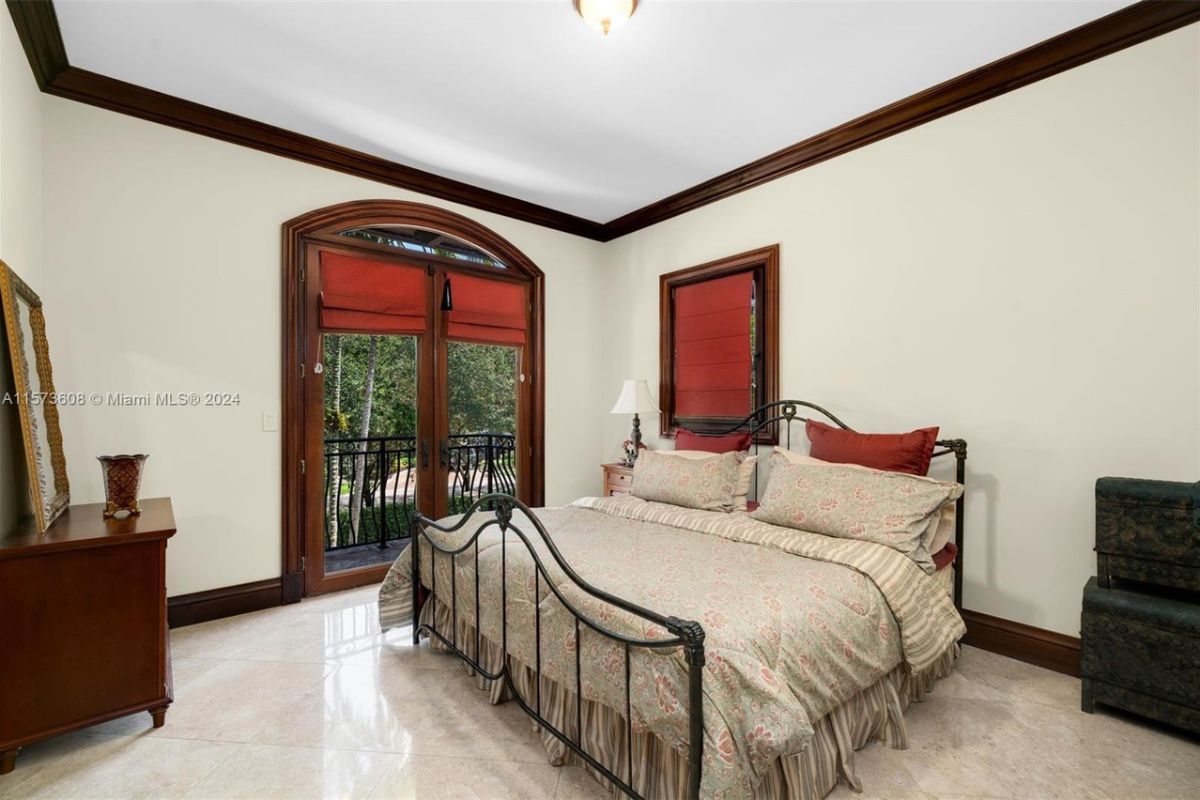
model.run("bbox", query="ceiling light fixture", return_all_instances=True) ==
[573,0,639,37]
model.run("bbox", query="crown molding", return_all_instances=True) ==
[8,1,1199,243]
[599,1,1200,240]
[4,0,67,90]
[5,1,605,241]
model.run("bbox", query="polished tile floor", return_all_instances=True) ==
[1,585,1197,799]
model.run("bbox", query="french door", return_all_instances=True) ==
[300,240,532,595]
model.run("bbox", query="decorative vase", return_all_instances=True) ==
[98,454,149,518]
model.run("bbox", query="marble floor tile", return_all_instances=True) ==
[340,629,465,671]
[954,645,1082,709]
[899,696,1089,799]
[407,673,555,764]
[249,663,452,752]
[218,605,387,664]
[827,745,930,800]
[366,754,561,800]
[5,586,1199,800]
[182,743,393,799]
[170,657,224,690]
[552,767,610,800]
[0,734,239,800]
[294,586,390,617]
[89,659,337,742]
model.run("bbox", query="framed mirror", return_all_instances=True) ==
[0,261,69,531]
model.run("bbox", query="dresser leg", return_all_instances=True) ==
[149,705,169,728]
[1,747,19,775]
[1081,678,1095,714]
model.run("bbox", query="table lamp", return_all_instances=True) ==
[610,379,659,463]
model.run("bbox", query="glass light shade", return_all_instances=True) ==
[573,0,639,37]
[610,379,659,415]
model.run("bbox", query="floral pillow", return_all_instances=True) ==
[750,451,962,572]
[660,450,758,510]
[631,449,742,512]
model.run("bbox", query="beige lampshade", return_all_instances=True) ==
[610,379,659,415]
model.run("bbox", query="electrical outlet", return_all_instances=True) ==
[262,411,279,432]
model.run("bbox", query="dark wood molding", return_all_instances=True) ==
[3,3,602,241]
[281,570,304,605]
[4,0,67,91]
[658,245,780,438]
[962,608,1082,678]
[600,1,1200,239]
[168,578,282,628]
[167,577,282,628]
[281,200,546,597]
[7,2,1198,241]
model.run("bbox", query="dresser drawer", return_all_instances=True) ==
[601,464,633,497]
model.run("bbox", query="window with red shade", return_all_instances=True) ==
[659,245,779,438]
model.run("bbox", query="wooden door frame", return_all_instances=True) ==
[281,199,546,602]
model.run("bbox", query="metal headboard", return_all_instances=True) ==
[687,400,968,609]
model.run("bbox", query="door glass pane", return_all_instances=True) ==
[323,333,420,574]
[446,341,519,514]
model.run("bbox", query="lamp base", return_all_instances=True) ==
[630,413,642,461]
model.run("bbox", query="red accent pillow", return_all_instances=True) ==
[805,420,939,476]
[675,428,751,453]
[933,541,958,572]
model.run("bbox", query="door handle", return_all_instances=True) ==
[420,440,430,469]
[440,440,449,469]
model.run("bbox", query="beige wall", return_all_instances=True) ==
[13,20,1200,632]
[0,11,45,532]
[601,25,1200,636]
[38,98,608,596]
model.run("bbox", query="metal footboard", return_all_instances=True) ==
[410,494,706,800]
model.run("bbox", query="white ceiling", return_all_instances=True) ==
[56,1,1131,222]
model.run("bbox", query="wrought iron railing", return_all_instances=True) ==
[324,435,417,551]
[445,433,517,515]
[323,432,517,551]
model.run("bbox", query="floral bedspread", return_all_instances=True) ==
[378,495,964,799]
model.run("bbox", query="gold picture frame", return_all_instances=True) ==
[0,260,69,531]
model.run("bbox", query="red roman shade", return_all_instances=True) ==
[674,271,753,418]
[446,273,527,346]
[319,251,427,334]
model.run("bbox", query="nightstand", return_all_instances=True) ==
[601,462,634,496]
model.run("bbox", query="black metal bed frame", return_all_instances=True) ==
[410,400,968,800]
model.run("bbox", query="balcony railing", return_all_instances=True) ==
[445,433,517,515]
[323,432,516,552]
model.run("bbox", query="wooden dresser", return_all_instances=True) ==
[0,498,176,773]
[601,462,634,496]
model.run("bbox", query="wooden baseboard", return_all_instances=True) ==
[961,608,1081,677]
[168,578,282,628]
[281,571,304,605]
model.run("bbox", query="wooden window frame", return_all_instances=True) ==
[659,245,779,439]
[281,200,546,601]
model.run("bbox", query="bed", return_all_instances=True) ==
[377,401,968,799]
